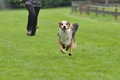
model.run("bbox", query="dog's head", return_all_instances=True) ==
[58,21,72,31]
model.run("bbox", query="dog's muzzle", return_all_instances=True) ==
[62,26,67,31]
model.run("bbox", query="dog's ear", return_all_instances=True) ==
[67,21,72,26]
[58,22,62,28]
[67,21,73,28]
[58,22,62,25]
[67,21,70,25]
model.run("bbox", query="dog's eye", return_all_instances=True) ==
[60,23,63,25]
[66,23,68,25]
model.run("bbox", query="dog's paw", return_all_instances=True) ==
[61,50,66,54]
[68,53,72,56]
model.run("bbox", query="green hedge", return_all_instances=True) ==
[8,0,73,8]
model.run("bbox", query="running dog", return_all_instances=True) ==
[58,21,79,56]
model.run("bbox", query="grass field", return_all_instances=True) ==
[0,7,120,80]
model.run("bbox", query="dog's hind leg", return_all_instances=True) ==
[68,39,75,56]
[69,49,72,56]
[58,40,66,54]
[69,46,72,56]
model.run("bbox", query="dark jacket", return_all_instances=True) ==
[23,0,42,7]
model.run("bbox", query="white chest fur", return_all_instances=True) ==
[58,28,72,47]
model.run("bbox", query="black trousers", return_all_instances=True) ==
[25,4,41,35]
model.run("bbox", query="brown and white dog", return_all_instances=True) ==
[58,21,79,56]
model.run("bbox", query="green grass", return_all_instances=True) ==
[0,7,120,80]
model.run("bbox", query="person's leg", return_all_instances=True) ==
[25,5,36,32]
[31,7,41,35]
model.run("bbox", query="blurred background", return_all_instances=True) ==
[0,0,120,10]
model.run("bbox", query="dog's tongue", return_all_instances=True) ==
[63,29,66,31]
[62,28,66,31]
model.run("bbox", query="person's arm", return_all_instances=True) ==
[20,0,22,1]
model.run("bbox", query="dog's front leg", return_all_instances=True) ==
[58,40,66,54]
[66,45,70,51]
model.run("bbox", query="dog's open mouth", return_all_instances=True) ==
[62,28,67,31]
[62,26,67,31]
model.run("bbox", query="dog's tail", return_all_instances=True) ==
[72,23,79,32]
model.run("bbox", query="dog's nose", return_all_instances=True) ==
[63,26,66,29]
